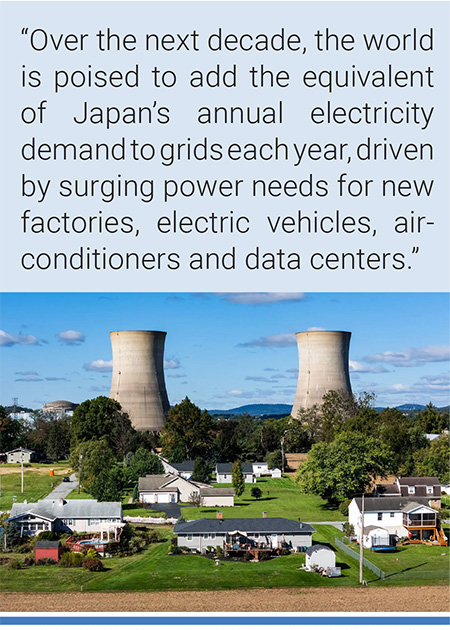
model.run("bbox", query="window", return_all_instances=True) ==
[426,487,433,494]
[210,534,216,540]
[408,486,415,494]
[377,513,383,521]
[89,518,100,525]
[62,519,74,526]
[203,533,209,539]
[390,512,395,518]
[187,534,193,541]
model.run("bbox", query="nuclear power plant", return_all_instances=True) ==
[291,330,352,418]
[109,330,170,432]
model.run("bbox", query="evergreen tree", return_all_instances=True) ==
[231,460,245,498]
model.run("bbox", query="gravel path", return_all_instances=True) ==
[1,586,448,613]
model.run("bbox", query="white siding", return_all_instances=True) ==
[201,495,234,507]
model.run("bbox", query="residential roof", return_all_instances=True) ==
[216,463,254,474]
[375,484,400,496]
[305,544,334,557]
[397,476,440,486]
[6,447,35,454]
[174,518,316,535]
[199,487,235,497]
[170,461,195,472]
[353,497,435,512]
[34,540,61,549]
[363,525,388,534]
[9,499,122,521]
[138,475,178,491]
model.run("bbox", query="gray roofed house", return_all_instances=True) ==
[216,463,254,484]
[174,517,315,551]
[138,473,235,506]
[8,499,123,535]
[6,447,36,464]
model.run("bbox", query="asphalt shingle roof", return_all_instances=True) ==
[216,463,254,474]
[305,544,333,556]
[34,540,61,548]
[199,487,235,497]
[10,500,122,520]
[174,518,315,535]
[138,475,178,491]
[354,497,434,512]
[170,461,195,472]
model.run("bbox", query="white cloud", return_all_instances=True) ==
[15,370,39,376]
[219,293,305,305]
[15,375,43,382]
[164,359,180,369]
[57,330,85,345]
[364,345,449,367]
[238,333,296,348]
[83,359,113,372]
[349,360,390,374]
[0,330,40,347]
[167,373,187,379]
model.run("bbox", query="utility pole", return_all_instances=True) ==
[21,450,24,494]
[359,492,364,584]
[77,452,83,494]
[280,436,285,473]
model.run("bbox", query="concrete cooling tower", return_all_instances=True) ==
[291,330,352,418]
[109,330,170,432]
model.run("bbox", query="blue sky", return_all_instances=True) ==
[0,293,449,411]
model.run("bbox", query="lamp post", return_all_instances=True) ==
[359,493,365,584]
[77,452,83,495]
[21,450,24,494]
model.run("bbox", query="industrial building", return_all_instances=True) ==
[109,330,170,432]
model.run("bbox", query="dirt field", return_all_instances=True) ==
[1,586,448,612]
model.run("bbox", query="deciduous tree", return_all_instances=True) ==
[160,397,214,461]
[231,460,245,498]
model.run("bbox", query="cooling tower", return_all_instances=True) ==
[109,330,170,432]
[291,330,352,417]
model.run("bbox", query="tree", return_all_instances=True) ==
[296,431,393,502]
[1,522,24,551]
[415,403,448,434]
[70,396,135,458]
[267,449,284,470]
[69,438,116,492]
[126,448,164,484]
[89,464,125,501]
[251,486,262,500]
[46,417,71,461]
[376,407,428,475]
[414,436,450,482]
[231,460,245,498]
[191,456,211,483]
[0,407,23,452]
[160,397,215,461]
[188,491,204,511]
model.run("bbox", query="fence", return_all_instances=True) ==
[124,516,178,525]
[334,537,385,580]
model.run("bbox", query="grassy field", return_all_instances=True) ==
[181,477,342,522]
[0,463,70,511]
[0,523,447,593]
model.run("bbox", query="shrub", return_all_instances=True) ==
[146,530,161,544]
[59,551,83,567]
[176,516,186,524]
[83,557,104,572]
[279,547,290,556]
[170,545,182,555]
[244,551,253,561]
[215,545,222,556]
[35,531,59,541]
[342,522,355,538]
[206,545,213,553]
[8,558,22,570]
[181,546,190,552]
[36,557,57,566]
[86,548,98,558]
[339,499,351,516]
[23,555,34,566]
[258,550,272,561]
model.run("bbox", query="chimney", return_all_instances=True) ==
[263,511,267,518]
[216,511,223,519]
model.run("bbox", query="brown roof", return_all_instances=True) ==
[138,475,177,491]
[375,484,400,495]
[200,487,235,497]
[398,476,441,485]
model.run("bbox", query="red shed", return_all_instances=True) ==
[34,540,62,563]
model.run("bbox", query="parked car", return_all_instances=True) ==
[62,476,70,482]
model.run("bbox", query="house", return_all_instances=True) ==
[252,462,269,477]
[216,463,254,484]
[34,540,62,563]
[138,473,234,506]
[271,468,282,478]
[6,447,36,464]
[157,455,195,479]
[174,517,315,552]
[305,544,336,570]
[8,499,123,535]
[374,476,441,509]
[348,496,447,545]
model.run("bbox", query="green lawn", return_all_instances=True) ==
[0,465,69,511]
[0,524,447,592]
[181,477,342,522]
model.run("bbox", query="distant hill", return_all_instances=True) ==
[208,404,292,416]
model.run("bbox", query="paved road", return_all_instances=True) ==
[43,473,77,501]
[151,503,181,518]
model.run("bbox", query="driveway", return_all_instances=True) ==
[151,503,181,518]
[43,473,78,501]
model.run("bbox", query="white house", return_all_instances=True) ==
[216,463,254,484]
[138,474,235,506]
[8,499,123,535]
[6,447,36,464]
[252,462,269,477]
[157,456,195,480]
[305,544,336,570]
[348,496,444,544]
